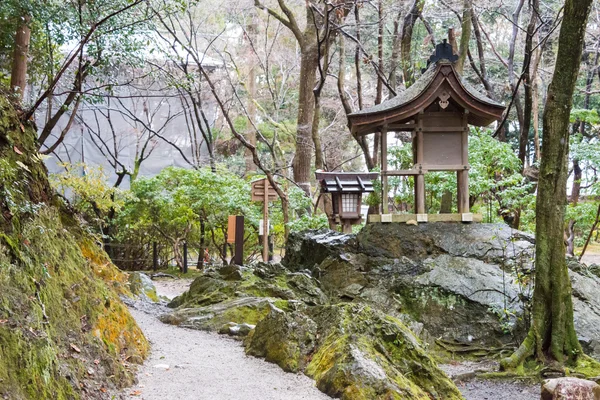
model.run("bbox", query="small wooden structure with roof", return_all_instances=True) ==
[347,40,505,223]
[315,171,379,233]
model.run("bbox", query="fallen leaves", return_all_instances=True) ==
[130,390,142,396]
[70,343,81,353]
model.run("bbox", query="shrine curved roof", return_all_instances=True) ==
[347,61,505,134]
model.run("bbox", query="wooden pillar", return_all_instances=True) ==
[415,113,426,214]
[458,112,470,214]
[457,171,464,214]
[152,242,158,272]
[263,182,269,262]
[234,216,244,265]
[381,125,389,213]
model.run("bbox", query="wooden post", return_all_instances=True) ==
[458,112,470,214]
[381,125,389,213]
[416,113,426,214]
[234,215,245,265]
[153,242,158,272]
[342,221,353,234]
[263,182,269,262]
[198,220,205,270]
[183,242,188,274]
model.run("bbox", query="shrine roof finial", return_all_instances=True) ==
[425,39,458,71]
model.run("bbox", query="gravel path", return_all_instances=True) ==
[457,378,540,400]
[441,361,541,400]
[118,277,330,400]
[118,276,542,400]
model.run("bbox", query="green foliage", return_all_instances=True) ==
[0,0,150,94]
[570,109,600,125]
[50,163,130,230]
[385,129,535,225]
[114,166,259,266]
[111,167,326,267]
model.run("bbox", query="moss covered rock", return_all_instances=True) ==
[247,303,462,399]
[245,303,317,372]
[160,296,276,331]
[128,272,159,302]
[0,96,148,399]
[164,263,327,329]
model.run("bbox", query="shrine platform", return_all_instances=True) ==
[367,213,482,223]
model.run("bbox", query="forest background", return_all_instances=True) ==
[1,0,599,269]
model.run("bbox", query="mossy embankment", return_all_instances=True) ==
[0,97,148,399]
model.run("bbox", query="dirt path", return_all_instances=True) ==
[118,278,330,400]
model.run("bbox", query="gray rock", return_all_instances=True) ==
[285,223,600,359]
[571,271,600,359]
[283,229,355,269]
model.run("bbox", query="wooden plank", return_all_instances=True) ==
[384,169,424,176]
[421,127,465,132]
[387,123,417,131]
[234,215,244,265]
[416,113,425,214]
[263,182,269,262]
[420,164,469,171]
[367,213,483,223]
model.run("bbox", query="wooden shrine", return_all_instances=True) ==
[347,40,505,223]
[315,171,379,233]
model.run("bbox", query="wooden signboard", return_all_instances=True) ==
[251,178,278,202]
[251,178,278,262]
[227,215,236,243]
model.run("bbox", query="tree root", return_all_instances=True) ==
[436,339,515,358]
[499,331,535,371]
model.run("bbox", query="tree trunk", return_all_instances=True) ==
[518,0,538,169]
[10,15,32,100]
[566,220,576,257]
[293,42,319,195]
[401,0,424,87]
[571,158,582,204]
[501,0,593,368]
[455,0,472,74]
[337,35,374,170]
[244,12,258,176]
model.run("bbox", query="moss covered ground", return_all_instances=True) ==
[0,97,148,399]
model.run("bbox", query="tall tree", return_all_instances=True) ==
[10,14,31,99]
[501,0,594,368]
[254,0,351,195]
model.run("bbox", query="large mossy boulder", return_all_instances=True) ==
[0,97,148,399]
[245,303,318,372]
[285,224,600,360]
[246,303,462,400]
[161,263,327,332]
